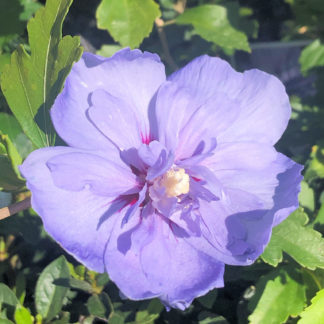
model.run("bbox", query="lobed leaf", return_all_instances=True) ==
[261,209,324,269]
[176,5,250,52]
[248,267,306,324]
[298,289,324,324]
[1,0,83,148]
[96,0,160,49]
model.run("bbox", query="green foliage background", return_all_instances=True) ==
[1,0,324,323]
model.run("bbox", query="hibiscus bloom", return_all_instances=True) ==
[20,48,302,309]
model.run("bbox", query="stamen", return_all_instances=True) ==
[160,167,190,197]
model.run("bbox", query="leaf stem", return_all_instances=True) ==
[0,197,31,221]
[155,18,178,71]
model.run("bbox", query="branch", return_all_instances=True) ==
[0,197,31,221]
[155,18,178,71]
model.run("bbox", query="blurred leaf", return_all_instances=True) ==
[0,133,25,192]
[69,277,93,293]
[248,267,306,324]
[14,305,33,324]
[0,113,33,159]
[87,293,111,319]
[314,203,324,226]
[176,5,250,52]
[35,255,70,321]
[14,273,26,305]
[0,0,25,45]
[19,0,43,21]
[96,0,160,48]
[298,289,324,324]
[262,209,324,269]
[0,54,10,76]
[197,289,218,309]
[0,283,19,307]
[0,283,19,319]
[223,3,258,39]
[300,40,324,75]
[1,0,83,148]
[135,299,163,324]
[198,311,228,324]
[305,143,324,181]
[299,181,315,212]
[96,44,123,57]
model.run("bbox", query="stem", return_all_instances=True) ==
[155,19,178,71]
[0,197,31,221]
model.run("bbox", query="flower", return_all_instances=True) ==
[20,48,303,309]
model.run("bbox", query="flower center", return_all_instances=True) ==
[157,167,190,198]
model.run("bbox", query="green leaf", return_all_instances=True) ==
[87,293,111,319]
[0,283,19,307]
[298,289,324,324]
[176,5,250,52]
[0,113,33,159]
[248,267,306,324]
[1,0,83,148]
[96,44,123,57]
[299,181,315,212]
[300,40,324,75]
[305,142,324,181]
[197,289,218,309]
[35,255,70,321]
[0,134,25,192]
[0,54,10,76]
[69,277,93,293]
[262,209,324,269]
[135,299,163,324]
[96,0,160,48]
[14,306,33,324]
[0,283,20,319]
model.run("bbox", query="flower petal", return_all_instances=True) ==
[192,154,302,265]
[47,152,138,196]
[87,89,142,150]
[20,147,126,272]
[51,49,166,150]
[154,81,198,153]
[138,212,224,309]
[169,55,291,145]
[105,206,224,309]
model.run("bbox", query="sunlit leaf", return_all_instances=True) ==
[1,0,83,148]
[300,40,324,75]
[96,0,160,48]
[14,306,33,324]
[248,267,306,324]
[262,209,324,269]
[298,289,324,324]
[176,5,250,52]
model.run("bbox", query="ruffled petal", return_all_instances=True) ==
[190,153,302,265]
[20,147,126,272]
[169,55,291,145]
[51,49,166,150]
[106,205,224,310]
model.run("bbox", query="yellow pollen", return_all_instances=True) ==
[160,168,190,198]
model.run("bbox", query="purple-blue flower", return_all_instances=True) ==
[20,48,303,309]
